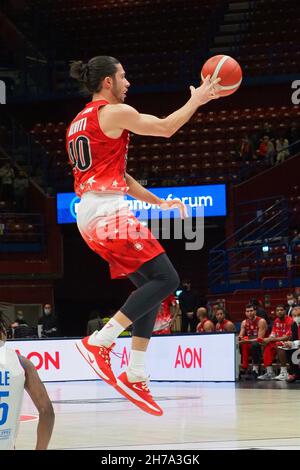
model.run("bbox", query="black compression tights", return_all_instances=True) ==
[120,253,180,339]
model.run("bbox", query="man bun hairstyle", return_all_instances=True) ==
[70,56,120,94]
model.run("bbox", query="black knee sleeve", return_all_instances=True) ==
[120,253,179,330]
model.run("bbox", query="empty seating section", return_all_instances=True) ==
[209,183,300,291]
[216,0,300,76]
[4,0,225,87]
[2,0,299,96]
[210,239,300,294]
[0,213,43,247]
[29,105,300,191]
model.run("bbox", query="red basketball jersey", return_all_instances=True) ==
[216,319,229,332]
[66,99,129,197]
[244,316,262,337]
[197,319,214,333]
[271,316,293,338]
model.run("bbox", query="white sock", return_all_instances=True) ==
[253,365,259,373]
[280,367,287,373]
[88,318,125,347]
[267,366,273,374]
[127,350,147,382]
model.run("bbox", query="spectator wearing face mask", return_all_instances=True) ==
[286,293,297,316]
[11,310,33,339]
[11,310,28,328]
[38,304,59,338]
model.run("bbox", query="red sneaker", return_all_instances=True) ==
[115,372,163,416]
[76,335,116,386]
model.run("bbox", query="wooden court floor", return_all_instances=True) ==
[15,380,300,450]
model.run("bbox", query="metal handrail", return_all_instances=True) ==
[211,198,286,252]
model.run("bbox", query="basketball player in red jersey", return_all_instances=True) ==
[68,56,220,416]
[196,307,215,333]
[239,303,267,378]
[257,304,292,381]
[215,307,235,333]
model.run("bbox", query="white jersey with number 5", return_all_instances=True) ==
[0,344,25,450]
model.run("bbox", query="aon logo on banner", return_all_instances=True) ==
[174,346,202,368]
[15,350,60,370]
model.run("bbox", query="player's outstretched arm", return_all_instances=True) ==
[20,356,55,450]
[101,76,220,138]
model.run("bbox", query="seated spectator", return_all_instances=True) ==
[11,309,28,328]
[10,309,37,339]
[238,135,253,162]
[239,303,268,379]
[86,310,104,336]
[196,307,215,333]
[257,305,293,381]
[215,307,235,333]
[256,135,275,165]
[277,306,300,383]
[153,293,179,335]
[275,137,289,164]
[38,304,59,338]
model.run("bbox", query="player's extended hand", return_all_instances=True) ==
[262,337,273,344]
[190,75,221,106]
[159,198,188,219]
[238,336,249,344]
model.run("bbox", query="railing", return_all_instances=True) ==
[209,197,292,291]
[237,140,300,184]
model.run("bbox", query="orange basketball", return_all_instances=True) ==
[201,55,242,96]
